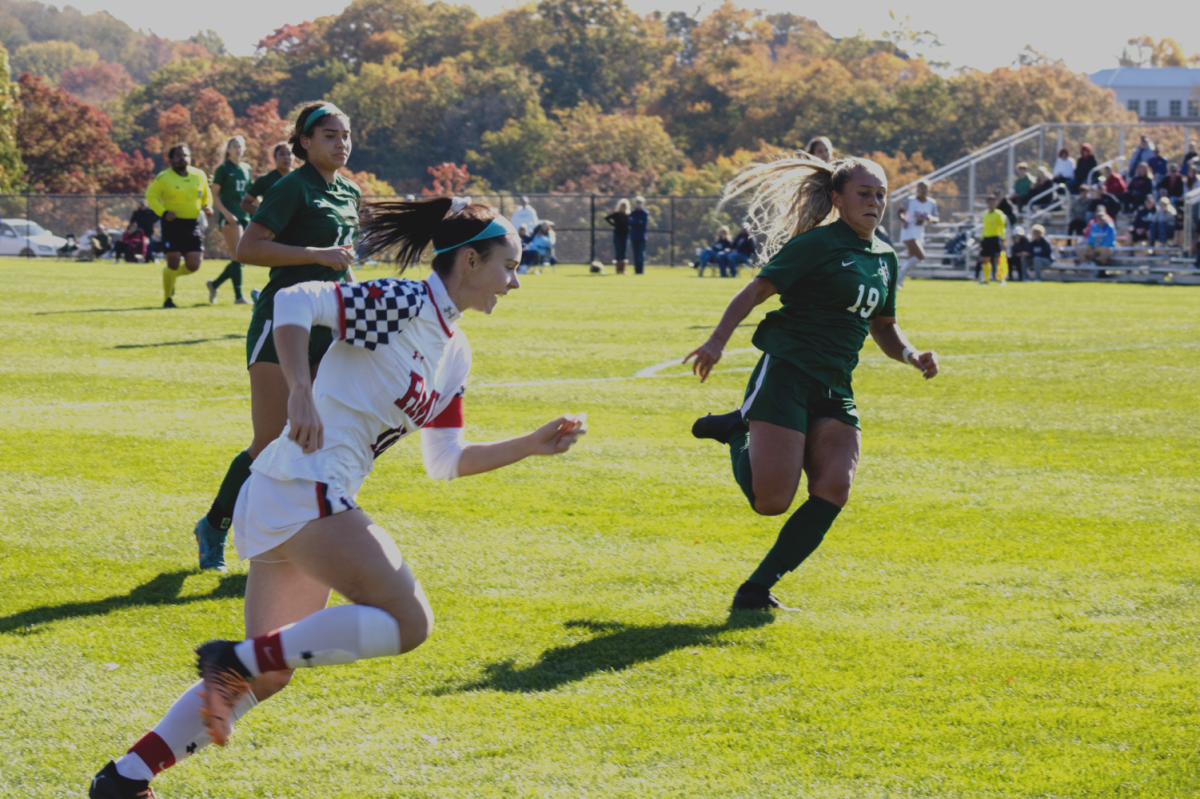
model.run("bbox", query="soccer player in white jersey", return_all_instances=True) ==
[88,197,587,799]
[897,180,939,288]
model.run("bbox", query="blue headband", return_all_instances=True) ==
[302,104,340,133]
[432,216,518,254]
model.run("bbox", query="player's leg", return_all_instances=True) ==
[900,238,923,287]
[161,252,182,308]
[90,562,330,796]
[197,509,431,744]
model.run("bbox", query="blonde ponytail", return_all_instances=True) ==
[719,152,884,264]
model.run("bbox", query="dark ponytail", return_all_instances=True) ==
[358,197,503,277]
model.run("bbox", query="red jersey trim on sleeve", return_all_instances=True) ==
[424,394,463,428]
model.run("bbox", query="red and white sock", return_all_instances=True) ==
[233,605,401,677]
[115,681,258,781]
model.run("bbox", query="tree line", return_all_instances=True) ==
[0,0,1156,197]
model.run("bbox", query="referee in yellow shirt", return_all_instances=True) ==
[145,143,213,308]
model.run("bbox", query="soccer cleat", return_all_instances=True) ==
[234,297,251,305]
[731,581,788,611]
[89,761,157,799]
[206,279,218,304]
[250,288,261,302]
[193,517,228,573]
[196,640,252,747]
[162,298,177,309]
[691,410,748,445]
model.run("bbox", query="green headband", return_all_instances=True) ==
[302,104,340,134]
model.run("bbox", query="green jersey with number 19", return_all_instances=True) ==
[753,218,898,394]
[250,161,360,306]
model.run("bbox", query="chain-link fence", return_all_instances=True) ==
[0,193,753,266]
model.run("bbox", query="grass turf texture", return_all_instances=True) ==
[0,257,1197,798]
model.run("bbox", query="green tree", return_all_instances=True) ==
[10,40,97,82]
[0,43,24,190]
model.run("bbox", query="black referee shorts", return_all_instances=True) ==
[162,217,205,254]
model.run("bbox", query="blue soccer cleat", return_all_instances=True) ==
[193,517,229,573]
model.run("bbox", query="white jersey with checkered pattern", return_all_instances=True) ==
[251,271,471,498]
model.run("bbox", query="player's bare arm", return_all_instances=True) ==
[685,276,777,381]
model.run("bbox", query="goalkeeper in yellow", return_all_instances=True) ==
[146,143,213,308]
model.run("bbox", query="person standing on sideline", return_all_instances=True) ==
[240,143,294,217]
[684,153,938,610]
[806,136,833,162]
[208,135,254,305]
[897,180,939,288]
[604,199,630,274]
[978,194,1007,283]
[189,102,359,573]
[629,196,649,274]
[510,195,538,233]
[145,144,213,308]
[85,197,588,799]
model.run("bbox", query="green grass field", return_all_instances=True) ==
[1,257,1198,798]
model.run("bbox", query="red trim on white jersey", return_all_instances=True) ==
[424,394,463,428]
[423,280,455,338]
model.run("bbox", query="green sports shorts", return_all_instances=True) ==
[218,212,249,231]
[245,294,335,368]
[740,353,860,433]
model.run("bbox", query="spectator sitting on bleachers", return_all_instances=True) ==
[517,224,537,271]
[1010,162,1033,209]
[1183,142,1199,172]
[695,226,732,276]
[1076,210,1115,265]
[1148,197,1177,249]
[1029,224,1053,281]
[1131,196,1155,244]
[1101,166,1126,207]
[530,221,557,266]
[113,224,148,263]
[1186,161,1199,192]
[1126,162,1155,212]
[1157,163,1185,201]
[993,188,1017,225]
[1086,183,1121,223]
[1126,134,1154,179]
[1028,167,1057,207]
[1148,147,1168,181]
[1010,225,1033,281]
[1053,147,1075,185]
[718,224,757,277]
[1072,143,1097,194]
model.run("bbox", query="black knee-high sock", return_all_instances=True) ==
[228,261,243,299]
[728,428,756,509]
[206,450,253,531]
[747,497,842,588]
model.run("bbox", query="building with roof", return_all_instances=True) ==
[1089,67,1200,121]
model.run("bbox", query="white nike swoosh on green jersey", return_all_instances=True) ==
[841,260,854,266]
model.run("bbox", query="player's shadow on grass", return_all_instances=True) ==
[35,306,176,315]
[442,613,773,694]
[0,570,246,636]
[113,333,243,349]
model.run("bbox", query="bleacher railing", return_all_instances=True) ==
[0,192,752,267]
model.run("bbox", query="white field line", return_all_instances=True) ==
[3,342,1196,412]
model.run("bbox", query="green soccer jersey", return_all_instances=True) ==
[250,161,361,306]
[246,169,287,201]
[213,161,252,219]
[753,218,899,394]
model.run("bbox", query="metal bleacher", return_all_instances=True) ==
[888,122,1200,285]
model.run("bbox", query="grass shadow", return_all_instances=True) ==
[34,307,170,315]
[0,570,246,635]
[113,333,243,349]
[439,612,773,694]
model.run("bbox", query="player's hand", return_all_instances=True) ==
[530,413,587,456]
[223,211,235,225]
[164,211,177,222]
[912,350,938,380]
[203,207,214,217]
[314,244,355,270]
[287,387,324,453]
[684,337,723,383]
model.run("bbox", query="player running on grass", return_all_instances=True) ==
[145,144,213,308]
[191,103,359,572]
[685,153,938,611]
[88,196,588,798]
[207,135,254,305]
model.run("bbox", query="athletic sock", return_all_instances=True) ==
[162,265,178,300]
[229,262,244,299]
[115,681,257,781]
[728,427,756,509]
[747,496,842,588]
[207,449,253,531]
[233,605,401,677]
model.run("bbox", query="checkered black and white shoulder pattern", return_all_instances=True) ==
[338,278,426,350]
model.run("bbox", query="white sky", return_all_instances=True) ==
[56,0,1200,76]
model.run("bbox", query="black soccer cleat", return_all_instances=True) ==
[691,409,747,445]
[195,639,253,747]
[89,761,157,799]
[162,298,176,309]
[731,581,786,611]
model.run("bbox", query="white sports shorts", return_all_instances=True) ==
[233,471,358,562]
